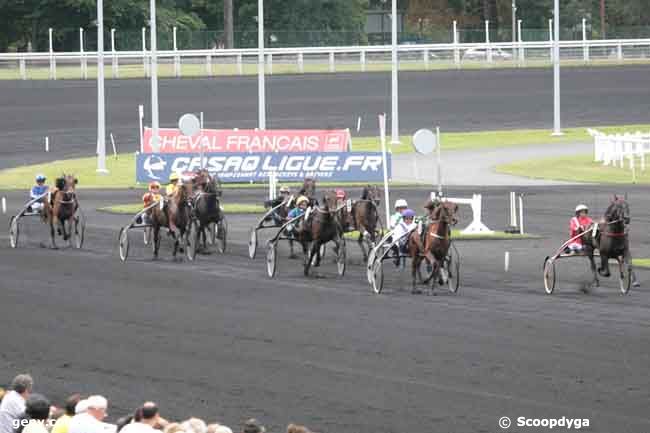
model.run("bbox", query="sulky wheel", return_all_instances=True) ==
[74,211,85,249]
[366,248,377,284]
[337,239,346,276]
[217,217,228,254]
[9,216,19,248]
[266,240,277,278]
[446,247,461,293]
[371,259,384,294]
[118,227,130,262]
[543,256,556,294]
[186,220,199,261]
[248,228,258,259]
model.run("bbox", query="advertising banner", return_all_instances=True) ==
[142,128,350,153]
[137,152,390,183]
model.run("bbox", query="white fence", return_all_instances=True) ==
[2,37,650,79]
[590,128,650,170]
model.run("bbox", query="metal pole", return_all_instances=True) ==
[390,0,399,145]
[138,105,144,153]
[552,0,562,135]
[517,19,523,64]
[150,0,160,149]
[111,28,118,78]
[379,114,390,225]
[582,18,588,63]
[485,20,492,63]
[548,19,553,61]
[49,28,55,80]
[511,0,516,53]
[258,0,266,129]
[436,126,442,195]
[200,111,204,169]
[79,28,85,79]
[97,0,108,172]
[453,20,459,67]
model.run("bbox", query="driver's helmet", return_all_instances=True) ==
[279,185,290,195]
[169,172,180,183]
[35,174,46,183]
[401,208,416,219]
[296,196,309,207]
[335,188,346,200]
[394,199,408,209]
[575,204,589,214]
[149,181,161,191]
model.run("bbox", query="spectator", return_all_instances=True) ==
[68,396,107,433]
[0,388,5,403]
[0,374,33,433]
[120,403,161,433]
[51,394,81,433]
[207,425,232,433]
[286,424,312,433]
[162,423,184,433]
[241,419,265,433]
[180,419,206,433]
[21,394,51,433]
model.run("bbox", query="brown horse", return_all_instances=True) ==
[407,201,458,294]
[191,169,223,251]
[150,180,193,260]
[300,190,345,276]
[43,174,78,249]
[337,185,381,261]
[299,177,317,206]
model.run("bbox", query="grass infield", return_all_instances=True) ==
[632,259,650,268]
[99,202,265,215]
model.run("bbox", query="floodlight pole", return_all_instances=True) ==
[258,0,266,129]
[150,0,160,148]
[96,0,108,173]
[390,0,400,145]
[552,0,563,135]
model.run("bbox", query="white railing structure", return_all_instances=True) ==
[444,193,493,235]
[2,37,650,79]
[590,128,650,170]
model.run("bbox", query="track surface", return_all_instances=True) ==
[1,65,650,169]
[2,185,650,433]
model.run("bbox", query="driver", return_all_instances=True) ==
[286,196,310,237]
[391,208,417,266]
[264,186,291,225]
[566,204,593,254]
[28,174,49,213]
[165,173,180,196]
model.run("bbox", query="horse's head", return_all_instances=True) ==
[322,190,338,212]
[362,185,380,205]
[173,179,192,202]
[302,177,316,198]
[605,195,630,225]
[57,174,78,202]
[434,201,459,226]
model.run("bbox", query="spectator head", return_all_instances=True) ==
[286,424,312,433]
[0,387,6,401]
[11,374,34,397]
[181,418,207,433]
[75,399,89,414]
[64,394,82,416]
[25,394,50,421]
[242,419,265,433]
[86,396,108,421]
[139,402,160,426]
[207,425,232,433]
[163,423,185,433]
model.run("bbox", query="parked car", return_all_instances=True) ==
[463,47,513,61]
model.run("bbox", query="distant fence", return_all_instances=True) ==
[591,128,650,170]
[2,37,650,80]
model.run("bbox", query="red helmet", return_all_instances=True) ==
[335,188,346,199]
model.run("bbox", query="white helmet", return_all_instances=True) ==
[575,204,589,213]
[394,199,408,209]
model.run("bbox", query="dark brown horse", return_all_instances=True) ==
[150,180,193,260]
[43,174,78,249]
[300,190,345,276]
[299,177,317,206]
[407,201,458,294]
[583,196,632,287]
[192,169,223,251]
[337,185,381,261]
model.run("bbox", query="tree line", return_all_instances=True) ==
[1,0,648,52]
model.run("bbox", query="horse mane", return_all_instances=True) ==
[361,186,370,200]
[55,177,66,190]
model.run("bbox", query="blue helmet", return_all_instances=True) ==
[401,208,416,218]
[35,174,46,182]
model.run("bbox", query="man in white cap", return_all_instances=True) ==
[68,396,108,433]
[120,402,162,433]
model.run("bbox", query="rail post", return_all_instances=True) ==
[49,28,56,80]
[111,28,118,78]
[297,52,304,73]
[453,20,460,68]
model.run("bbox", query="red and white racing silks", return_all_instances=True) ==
[568,215,594,246]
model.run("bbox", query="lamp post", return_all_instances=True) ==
[552,0,562,135]
[258,0,266,129]
[390,0,399,144]
[150,0,160,150]
[97,0,108,172]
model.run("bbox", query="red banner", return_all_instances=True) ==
[142,128,350,153]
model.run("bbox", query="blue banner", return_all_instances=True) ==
[136,152,391,183]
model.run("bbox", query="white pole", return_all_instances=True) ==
[111,28,118,78]
[79,28,84,79]
[582,18,588,63]
[110,133,117,158]
[97,0,107,172]
[1,197,5,214]
[548,19,553,61]
[379,114,390,225]
[390,0,399,145]
[356,116,362,133]
[258,0,266,129]
[436,126,442,195]
[173,26,180,77]
[518,194,524,235]
[552,0,562,136]
[142,27,148,77]
[504,251,510,272]
[453,20,459,67]
[485,20,492,63]
[138,104,144,153]
[150,0,160,150]
[45,136,49,152]
[200,111,204,169]
[49,28,55,80]
[517,19,523,64]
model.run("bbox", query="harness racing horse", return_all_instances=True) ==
[583,196,633,287]
[191,169,223,252]
[407,201,459,294]
[150,180,193,260]
[300,190,345,276]
[337,185,381,262]
[299,177,318,206]
[44,174,79,249]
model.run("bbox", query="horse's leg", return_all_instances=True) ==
[313,239,322,267]
[303,241,313,276]
[599,251,611,277]
[153,226,160,259]
[49,217,58,249]
[358,231,368,262]
[587,250,599,287]
[289,239,297,259]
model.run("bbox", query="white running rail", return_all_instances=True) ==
[590,128,650,170]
